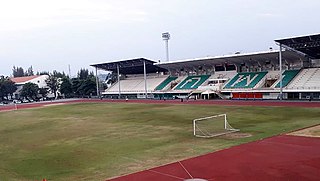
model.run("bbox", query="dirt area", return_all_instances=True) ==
[287,125,320,138]
[222,132,252,139]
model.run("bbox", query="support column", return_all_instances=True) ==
[117,64,121,99]
[95,67,100,98]
[279,44,283,100]
[143,60,147,99]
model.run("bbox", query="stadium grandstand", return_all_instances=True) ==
[91,33,320,100]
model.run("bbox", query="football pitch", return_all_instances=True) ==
[0,102,319,180]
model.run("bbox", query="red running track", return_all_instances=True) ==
[108,135,320,181]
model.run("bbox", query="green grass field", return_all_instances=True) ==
[0,102,319,180]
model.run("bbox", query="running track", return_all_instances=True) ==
[107,135,320,181]
[1,99,320,180]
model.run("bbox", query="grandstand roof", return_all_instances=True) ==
[275,33,320,59]
[91,58,167,74]
[156,50,306,70]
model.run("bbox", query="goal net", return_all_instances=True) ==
[193,114,239,138]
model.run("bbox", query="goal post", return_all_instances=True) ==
[193,114,239,138]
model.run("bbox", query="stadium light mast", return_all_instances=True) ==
[162,32,170,62]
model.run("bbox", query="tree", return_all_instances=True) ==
[71,78,81,97]
[0,76,17,100]
[12,66,25,77]
[78,69,89,80]
[60,77,73,98]
[36,71,50,75]
[70,69,97,97]
[38,87,49,99]
[0,76,6,101]
[45,74,59,99]
[78,77,96,97]
[20,83,39,100]
[3,79,17,100]
[53,70,66,78]
[71,78,96,98]
[26,66,34,76]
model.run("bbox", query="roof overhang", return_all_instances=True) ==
[91,58,167,74]
[275,33,320,59]
[156,50,307,70]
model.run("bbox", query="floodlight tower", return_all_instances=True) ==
[162,32,170,62]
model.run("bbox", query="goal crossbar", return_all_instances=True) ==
[193,114,239,138]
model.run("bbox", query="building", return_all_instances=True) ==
[91,33,320,100]
[10,75,55,99]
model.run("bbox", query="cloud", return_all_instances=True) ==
[0,0,148,32]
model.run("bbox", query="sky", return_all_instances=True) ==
[0,0,320,76]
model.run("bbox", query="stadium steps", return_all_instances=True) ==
[104,76,168,93]
[214,91,227,99]
[287,68,320,90]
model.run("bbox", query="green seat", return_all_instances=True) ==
[175,75,210,90]
[275,70,300,88]
[224,72,267,89]
[155,76,178,90]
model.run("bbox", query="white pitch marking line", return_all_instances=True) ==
[178,161,194,179]
[148,169,185,180]
[120,156,185,180]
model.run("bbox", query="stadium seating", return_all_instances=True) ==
[197,71,237,91]
[265,70,280,80]
[155,76,178,90]
[210,71,237,79]
[224,72,267,89]
[174,75,210,90]
[274,69,300,88]
[106,76,168,93]
[287,68,320,89]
